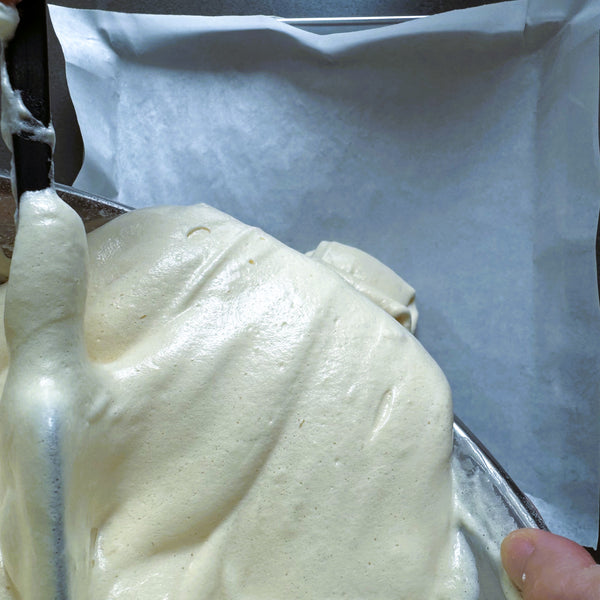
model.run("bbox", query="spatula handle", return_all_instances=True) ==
[5,0,52,199]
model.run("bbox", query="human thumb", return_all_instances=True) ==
[501,528,600,600]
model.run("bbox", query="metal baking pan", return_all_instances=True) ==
[278,16,428,34]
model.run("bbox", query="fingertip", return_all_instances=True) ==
[502,529,600,600]
[501,529,536,589]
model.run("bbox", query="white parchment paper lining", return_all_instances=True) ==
[49,0,600,545]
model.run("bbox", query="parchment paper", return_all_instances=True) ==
[49,0,600,546]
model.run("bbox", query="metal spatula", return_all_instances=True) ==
[2,2,69,598]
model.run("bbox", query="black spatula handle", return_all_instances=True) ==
[5,0,52,199]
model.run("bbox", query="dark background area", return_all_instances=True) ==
[0,0,504,186]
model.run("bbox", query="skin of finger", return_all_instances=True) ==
[501,528,600,600]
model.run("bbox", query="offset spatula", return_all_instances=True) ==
[4,0,52,200]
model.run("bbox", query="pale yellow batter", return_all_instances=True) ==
[0,188,477,599]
